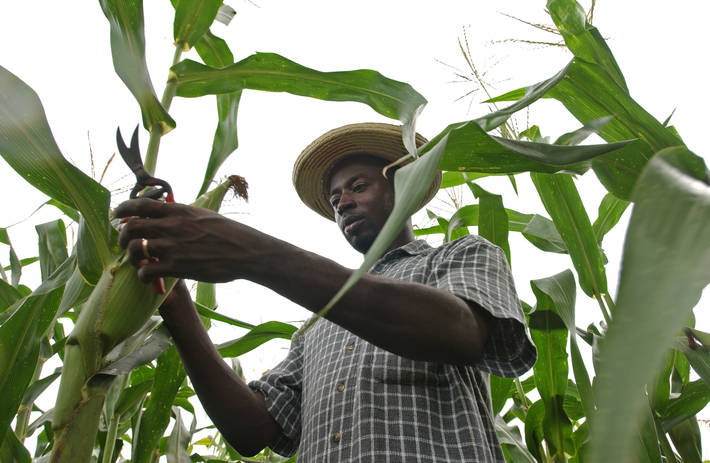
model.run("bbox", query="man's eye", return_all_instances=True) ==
[353,183,367,192]
[330,197,339,208]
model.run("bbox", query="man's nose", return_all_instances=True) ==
[337,191,356,214]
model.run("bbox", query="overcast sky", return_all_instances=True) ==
[1,0,708,456]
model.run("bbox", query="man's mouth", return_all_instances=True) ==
[343,217,365,235]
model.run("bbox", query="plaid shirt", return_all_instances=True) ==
[250,235,536,462]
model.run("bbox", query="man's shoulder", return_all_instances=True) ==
[434,234,497,255]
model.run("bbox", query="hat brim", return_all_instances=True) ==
[293,122,441,221]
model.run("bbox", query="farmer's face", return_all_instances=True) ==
[328,156,394,254]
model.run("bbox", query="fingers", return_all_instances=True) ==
[126,237,170,266]
[113,198,179,220]
[137,255,179,283]
[118,217,168,249]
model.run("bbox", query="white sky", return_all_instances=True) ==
[1,0,709,458]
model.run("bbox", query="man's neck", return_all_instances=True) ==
[377,226,416,255]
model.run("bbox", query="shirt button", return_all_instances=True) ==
[332,432,341,442]
[337,383,345,392]
[345,343,355,351]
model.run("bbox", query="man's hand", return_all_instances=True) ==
[114,198,267,284]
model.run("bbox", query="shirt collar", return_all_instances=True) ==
[376,239,432,263]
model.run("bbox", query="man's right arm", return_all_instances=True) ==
[157,280,281,457]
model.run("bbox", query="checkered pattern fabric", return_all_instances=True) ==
[249,235,536,462]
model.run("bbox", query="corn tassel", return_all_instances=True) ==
[50,176,246,463]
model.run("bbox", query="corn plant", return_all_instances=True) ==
[1,0,708,462]
[374,1,710,461]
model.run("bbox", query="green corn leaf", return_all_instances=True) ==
[55,264,95,320]
[531,172,607,298]
[589,147,710,463]
[35,220,68,283]
[172,52,426,154]
[650,351,674,410]
[520,125,544,142]
[531,270,594,427]
[100,327,172,377]
[77,215,111,285]
[99,0,175,134]
[194,30,233,68]
[684,327,710,348]
[46,199,80,222]
[667,418,702,463]
[445,205,478,241]
[1,259,38,276]
[495,416,537,463]
[523,400,546,462]
[195,281,216,329]
[529,278,574,457]
[440,205,565,254]
[673,348,691,392]
[0,426,31,463]
[132,347,186,463]
[478,61,571,131]
[592,193,629,244]
[426,118,631,175]
[217,321,297,358]
[26,411,53,443]
[0,256,72,446]
[173,0,222,51]
[447,203,532,235]
[554,116,613,146]
[198,91,242,195]
[522,215,567,254]
[675,338,710,387]
[546,0,627,91]
[194,301,254,330]
[439,171,494,189]
[658,380,710,432]
[638,403,664,463]
[412,224,445,237]
[195,283,216,311]
[548,60,678,199]
[0,66,112,270]
[562,382,584,422]
[20,369,62,415]
[490,376,514,416]
[166,408,192,463]
[303,134,448,331]
[0,230,22,288]
[469,184,511,263]
[0,281,24,314]
[194,30,241,195]
[172,52,427,117]
[115,379,154,422]
[487,53,691,200]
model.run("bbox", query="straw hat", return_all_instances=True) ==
[293,122,442,221]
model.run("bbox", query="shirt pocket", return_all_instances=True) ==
[365,348,448,387]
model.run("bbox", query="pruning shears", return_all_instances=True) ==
[116,126,174,203]
[116,125,174,294]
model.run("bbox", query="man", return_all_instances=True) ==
[115,122,536,462]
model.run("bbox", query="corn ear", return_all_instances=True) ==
[52,255,175,462]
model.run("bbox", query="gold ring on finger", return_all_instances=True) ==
[141,238,152,259]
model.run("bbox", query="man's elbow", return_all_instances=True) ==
[222,430,267,458]
[459,302,491,366]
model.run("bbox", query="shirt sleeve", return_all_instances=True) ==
[432,234,536,377]
[248,330,304,457]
